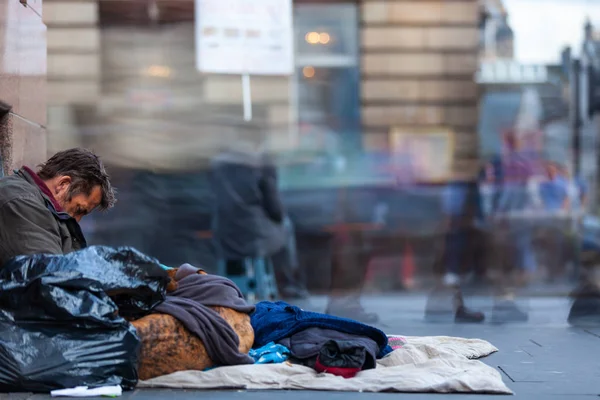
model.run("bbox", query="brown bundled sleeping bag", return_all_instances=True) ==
[131,269,255,380]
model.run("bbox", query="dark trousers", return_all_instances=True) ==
[271,217,308,293]
[329,230,370,296]
[442,226,488,278]
[444,230,467,275]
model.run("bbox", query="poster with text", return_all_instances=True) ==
[195,0,294,75]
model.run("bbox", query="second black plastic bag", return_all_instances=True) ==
[0,246,170,319]
[0,246,170,392]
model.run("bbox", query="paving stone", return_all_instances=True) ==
[6,295,600,400]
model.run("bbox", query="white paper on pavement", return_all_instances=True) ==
[50,385,122,397]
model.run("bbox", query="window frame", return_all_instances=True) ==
[290,1,361,154]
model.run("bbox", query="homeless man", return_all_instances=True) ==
[0,148,116,267]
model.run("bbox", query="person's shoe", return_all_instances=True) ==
[455,305,486,323]
[491,301,529,324]
[568,283,600,327]
[325,300,379,324]
[425,287,485,324]
[425,306,485,323]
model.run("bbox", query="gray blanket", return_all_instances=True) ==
[154,265,255,366]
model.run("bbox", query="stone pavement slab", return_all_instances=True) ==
[2,294,599,400]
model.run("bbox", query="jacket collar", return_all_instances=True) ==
[18,167,65,213]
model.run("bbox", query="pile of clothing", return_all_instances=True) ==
[249,301,392,378]
[135,264,393,380]
[0,247,396,393]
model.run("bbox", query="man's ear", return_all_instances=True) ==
[55,175,72,195]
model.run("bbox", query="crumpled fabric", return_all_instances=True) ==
[251,301,392,358]
[314,340,367,379]
[277,327,379,370]
[387,335,407,350]
[318,340,367,369]
[154,272,256,366]
[249,342,290,364]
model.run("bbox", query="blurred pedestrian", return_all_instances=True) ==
[424,178,485,323]
[209,131,309,301]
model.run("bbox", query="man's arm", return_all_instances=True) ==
[0,196,63,265]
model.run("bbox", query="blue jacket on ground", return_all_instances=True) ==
[250,301,392,358]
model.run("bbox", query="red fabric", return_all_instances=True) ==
[314,357,360,379]
[22,166,64,212]
[401,241,415,283]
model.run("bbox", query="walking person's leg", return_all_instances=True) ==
[272,216,310,300]
[442,228,464,286]
[568,221,600,326]
[325,227,378,323]
[491,220,529,323]
[515,222,536,286]
[469,225,492,285]
[425,225,485,324]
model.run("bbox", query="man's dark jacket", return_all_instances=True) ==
[0,168,86,267]
[209,149,286,259]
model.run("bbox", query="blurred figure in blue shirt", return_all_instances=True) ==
[539,161,569,211]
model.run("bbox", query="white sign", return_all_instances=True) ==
[195,0,294,76]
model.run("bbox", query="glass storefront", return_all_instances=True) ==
[293,3,361,158]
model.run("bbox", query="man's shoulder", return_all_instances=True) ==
[0,174,43,209]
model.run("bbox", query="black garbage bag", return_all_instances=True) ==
[0,246,171,392]
[0,274,139,392]
[0,246,170,319]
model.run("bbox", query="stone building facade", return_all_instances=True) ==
[360,0,480,177]
[0,0,47,173]
[43,0,483,178]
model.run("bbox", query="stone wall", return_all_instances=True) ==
[43,0,294,171]
[88,24,280,171]
[360,0,481,178]
[41,0,482,176]
[44,0,100,153]
[0,0,47,172]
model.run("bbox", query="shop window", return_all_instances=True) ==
[293,3,361,156]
